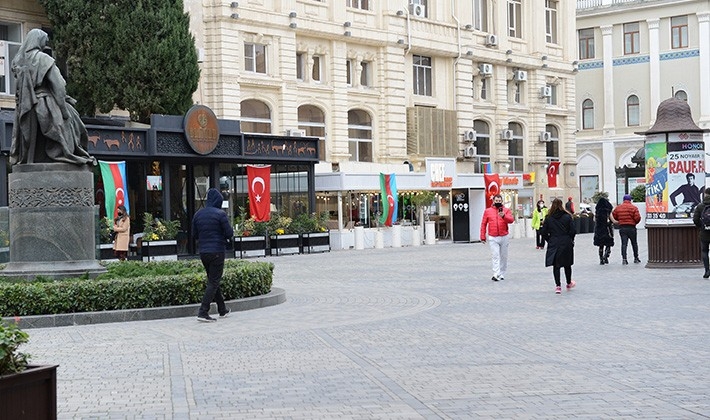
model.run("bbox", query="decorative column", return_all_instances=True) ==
[647,18,660,125]
[697,13,710,126]
[601,25,615,136]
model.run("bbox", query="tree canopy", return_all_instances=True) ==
[38,0,200,123]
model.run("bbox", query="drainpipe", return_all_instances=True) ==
[403,3,412,54]
[452,0,461,111]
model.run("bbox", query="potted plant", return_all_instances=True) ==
[141,213,181,262]
[269,214,300,256]
[0,229,9,264]
[296,212,331,253]
[233,208,269,258]
[97,216,116,260]
[0,319,57,419]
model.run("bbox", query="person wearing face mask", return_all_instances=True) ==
[480,194,514,281]
[531,200,548,250]
[112,205,130,261]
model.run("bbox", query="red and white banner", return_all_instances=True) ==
[247,165,271,222]
[484,174,500,208]
[547,161,560,188]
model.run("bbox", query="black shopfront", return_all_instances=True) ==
[0,109,320,255]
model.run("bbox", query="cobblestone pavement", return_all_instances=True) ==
[25,232,710,419]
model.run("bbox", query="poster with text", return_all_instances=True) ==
[666,133,705,222]
[645,139,668,224]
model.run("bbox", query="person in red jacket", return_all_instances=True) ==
[611,194,642,264]
[480,194,514,281]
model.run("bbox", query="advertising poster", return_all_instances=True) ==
[667,133,705,221]
[645,139,668,224]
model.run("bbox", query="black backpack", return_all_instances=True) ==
[701,205,710,230]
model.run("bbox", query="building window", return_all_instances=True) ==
[508,122,524,172]
[473,0,488,32]
[582,99,594,130]
[578,28,595,60]
[312,55,323,83]
[296,53,305,80]
[675,90,688,102]
[348,109,373,162]
[413,55,432,96]
[545,124,559,159]
[671,16,688,49]
[547,84,558,106]
[509,80,523,104]
[240,99,272,134]
[346,59,354,86]
[0,22,22,95]
[298,105,326,161]
[474,120,490,172]
[244,42,267,73]
[623,22,640,55]
[480,78,489,100]
[507,0,522,38]
[346,0,369,11]
[627,95,640,126]
[545,0,558,44]
[360,61,371,87]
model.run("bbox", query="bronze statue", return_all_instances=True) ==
[11,28,95,166]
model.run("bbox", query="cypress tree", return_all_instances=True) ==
[38,0,200,123]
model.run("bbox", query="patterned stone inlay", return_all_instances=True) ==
[9,188,94,208]
[660,49,699,61]
[613,55,650,66]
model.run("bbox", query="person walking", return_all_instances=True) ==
[540,198,576,294]
[532,199,548,249]
[193,188,235,322]
[112,205,130,261]
[480,194,514,281]
[612,194,642,264]
[565,197,575,214]
[593,196,616,265]
[692,190,710,278]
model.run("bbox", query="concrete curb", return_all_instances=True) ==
[5,287,286,329]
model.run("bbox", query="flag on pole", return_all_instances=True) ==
[99,160,129,219]
[247,165,271,222]
[547,161,561,188]
[482,162,493,174]
[379,173,398,226]
[483,173,500,208]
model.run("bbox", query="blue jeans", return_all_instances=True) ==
[198,253,227,316]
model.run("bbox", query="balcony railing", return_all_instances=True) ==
[577,0,646,10]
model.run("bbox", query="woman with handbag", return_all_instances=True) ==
[112,205,130,261]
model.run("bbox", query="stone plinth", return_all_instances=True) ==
[1,163,106,279]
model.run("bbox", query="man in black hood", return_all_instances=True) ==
[192,188,234,322]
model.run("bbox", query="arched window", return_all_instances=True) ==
[582,99,594,130]
[627,95,639,126]
[545,124,559,159]
[473,120,490,173]
[508,122,524,172]
[240,99,271,133]
[298,105,326,161]
[675,90,688,102]
[348,109,372,162]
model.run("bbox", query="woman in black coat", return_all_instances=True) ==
[540,198,576,294]
[593,197,616,265]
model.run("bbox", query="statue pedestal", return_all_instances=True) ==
[1,163,106,279]
[646,225,701,268]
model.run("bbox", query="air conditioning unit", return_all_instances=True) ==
[463,129,476,142]
[479,63,493,76]
[513,70,528,82]
[484,34,498,47]
[409,3,426,17]
[540,86,552,98]
[500,129,514,140]
[539,131,552,142]
[286,129,305,137]
[463,144,477,158]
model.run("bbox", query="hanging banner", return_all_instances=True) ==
[483,173,500,208]
[247,165,271,222]
[378,173,398,226]
[99,160,129,219]
[547,161,560,188]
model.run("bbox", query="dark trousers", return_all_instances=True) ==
[198,253,227,316]
[535,229,545,248]
[619,226,639,259]
[552,265,572,287]
[701,239,710,272]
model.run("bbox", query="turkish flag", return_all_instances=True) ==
[547,161,560,188]
[484,174,500,208]
[247,165,271,222]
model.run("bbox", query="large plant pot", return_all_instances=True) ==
[0,246,9,263]
[0,364,57,420]
[269,234,301,256]
[302,232,330,253]
[141,240,178,262]
[98,243,116,260]
[234,235,267,258]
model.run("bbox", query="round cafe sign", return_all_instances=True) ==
[183,105,220,155]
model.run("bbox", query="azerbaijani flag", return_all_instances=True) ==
[482,162,493,174]
[379,173,398,227]
[99,160,129,219]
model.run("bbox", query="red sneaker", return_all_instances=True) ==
[566,281,576,290]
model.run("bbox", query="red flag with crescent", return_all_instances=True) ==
[484,174,500,208]
[247,165,271,222]
[547,161,560,188]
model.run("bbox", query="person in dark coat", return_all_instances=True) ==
[593,196,616,265]
[540,198,576,294]
[692,190,710,278]
[192,188,235,322]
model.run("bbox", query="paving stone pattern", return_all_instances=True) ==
[25,232,710,419]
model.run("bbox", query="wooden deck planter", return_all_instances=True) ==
[269,234,301,256]
[301,232,330,254]
[0,364,58,420]
[234,235,268,258]
[141,240,178,262]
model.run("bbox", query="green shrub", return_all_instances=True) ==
[0,260,273,317]
[630,185,645,202]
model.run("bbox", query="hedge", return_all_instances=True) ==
[0,259,274,317]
